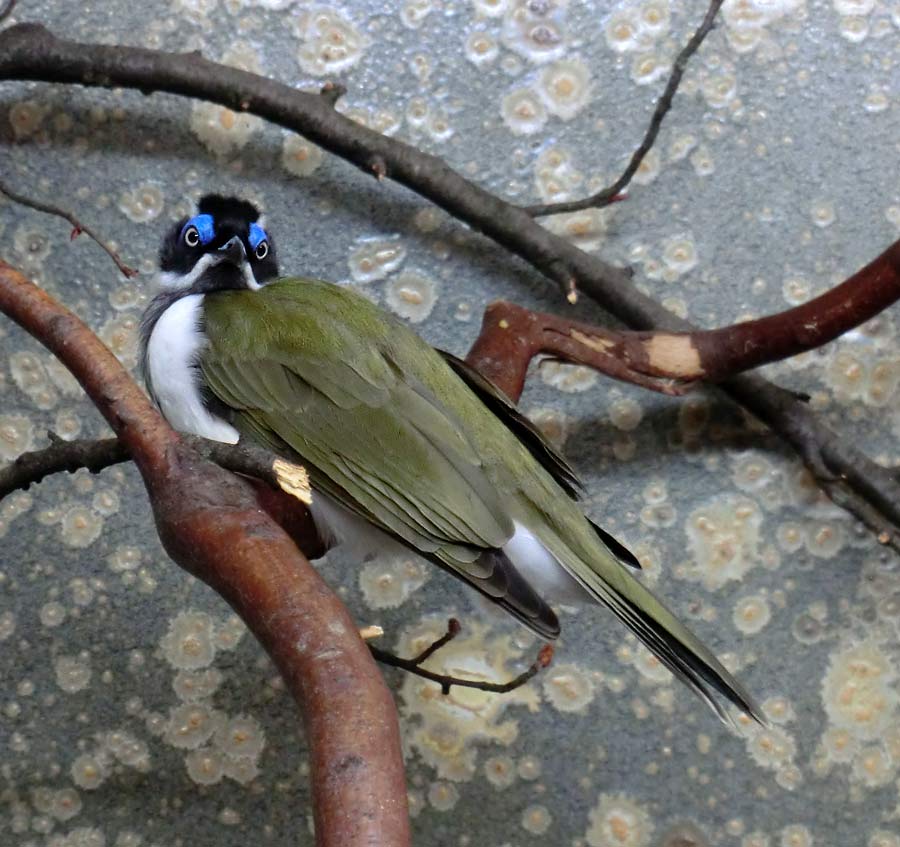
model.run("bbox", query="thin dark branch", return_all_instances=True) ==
[370,618,554,696]
[0,0,15,25]
[0,431,311,505]
[0,434,127,497]
[524,0,725,217]
[410,617,461,664]
[0,178,138,277]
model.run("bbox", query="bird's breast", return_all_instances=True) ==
[144,292,240,444]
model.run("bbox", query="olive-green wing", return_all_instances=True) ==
[437,349,583,500]
[200,279,559,636]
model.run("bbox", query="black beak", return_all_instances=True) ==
[218,235,246,266]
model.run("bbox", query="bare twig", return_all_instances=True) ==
[0,178,138,277]
[370,618,554,696]
[409,617,462,664]
[525,0,725,217]
[0,434,128,497]
[0,260,410,847]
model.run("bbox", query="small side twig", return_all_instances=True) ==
[369,618,554,695]
[524,0,724,217]
[319,81,346,108]
[0,179,138,277]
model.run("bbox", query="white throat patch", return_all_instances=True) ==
[156,252,261,292]
[145,293,240,444]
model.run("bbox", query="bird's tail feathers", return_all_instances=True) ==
[569,549,766,728]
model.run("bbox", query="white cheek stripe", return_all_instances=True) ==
[145,293,240,444]
[157,252,220,291]
[157,252,261,291]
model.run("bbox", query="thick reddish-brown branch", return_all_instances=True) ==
[468,239,900,399]
[0,261,409,847]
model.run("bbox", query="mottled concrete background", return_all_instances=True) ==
[1,1,899,845]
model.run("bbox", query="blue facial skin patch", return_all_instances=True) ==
[181,214,216,245]
[249,222,268,251]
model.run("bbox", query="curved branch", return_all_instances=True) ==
[468,239,900,397]
[0,25,897,547]
[0,260,410,847]
[525,0,725,217]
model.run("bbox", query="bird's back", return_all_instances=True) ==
[201,278,762,724]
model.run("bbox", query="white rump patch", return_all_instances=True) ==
[503,521,589,605]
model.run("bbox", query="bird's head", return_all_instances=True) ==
[157,194,279,293]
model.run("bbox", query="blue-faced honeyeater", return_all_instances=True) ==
[140,195,763,726]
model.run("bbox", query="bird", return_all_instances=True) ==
[140,194,763,726]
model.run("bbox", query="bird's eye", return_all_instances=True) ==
[183,226,200,247]
[255,241,269,260]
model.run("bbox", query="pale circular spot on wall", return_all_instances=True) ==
[484,754,517,788]
[540,360,598,393]
[685,495,763,590]
[733,594,772,635]
[517,754,542,780]
[216,715,266,759]
[282,134,325,177]
[536,58,591,120]
[609,397,643,432]
[61,506,103,549]
[118,183,165,223]
[585,793,653,847]
[632,52,669,86]
[605,10,642,52]
[174,668,223,703]
[165,703,224,750]
[0,414,34,461]
[464,28,500,66]
[185,748,225,785]
[359,556,428,609]
[160,610,217,670]
[542,662,595,713]
[427,781,459,811]
[822,641,897,739]
[190,101,260,158]
[55,655,91,693]
[521,804,552,835]
[295,6,370,75]
[348,237,406,283]
[9,99,49,139]
[40,601,67,628]
[810,198,836,228]
[385,269,437,323]
[501,0,567,63]
[501,87,548,135]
